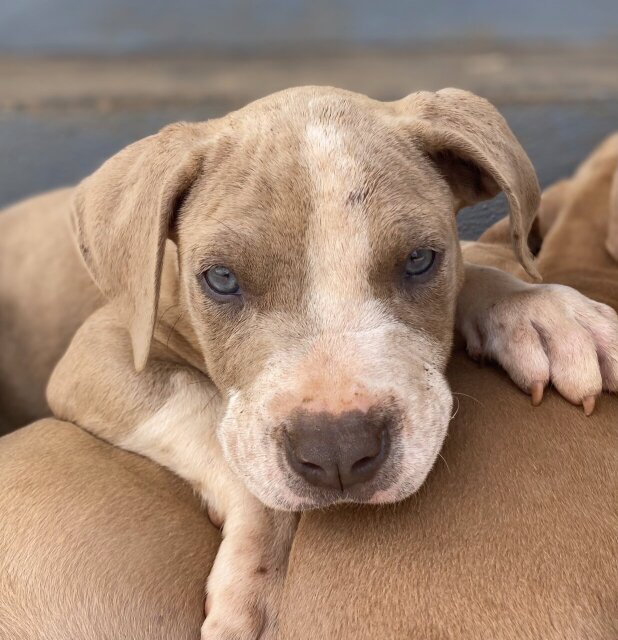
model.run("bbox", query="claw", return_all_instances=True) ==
[582,395,596,416]
[530,381,544,406]
[468,349,483,363]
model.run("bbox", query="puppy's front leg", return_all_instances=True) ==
[115,374,298,640]
[457,262,618,411]
[203,494,297,640]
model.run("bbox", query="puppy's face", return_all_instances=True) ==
[177,91,461,509]
[74,86,538,510]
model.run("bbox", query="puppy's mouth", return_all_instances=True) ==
[219,364,453,512]
[278,479,399,510]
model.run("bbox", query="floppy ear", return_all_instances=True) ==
[71,123,206,371]
[394,88,541,279]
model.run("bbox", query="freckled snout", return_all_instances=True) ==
[284,409,391,491]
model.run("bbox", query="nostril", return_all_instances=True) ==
[351,456,375,472]
[300,460,323,472]
[350,427,389,476]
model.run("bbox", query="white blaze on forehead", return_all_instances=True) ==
[303,118,380,330]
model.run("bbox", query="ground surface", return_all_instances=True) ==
[2,45,618,238]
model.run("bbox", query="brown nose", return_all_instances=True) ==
[284,409,390,491]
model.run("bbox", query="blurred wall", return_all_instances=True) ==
[2,1,618,238]
[1,0,618,54]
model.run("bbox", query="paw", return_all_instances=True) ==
[461,283,618,413]
[201,571,281,640]
[201,597,268,640]
[200,510,297,640]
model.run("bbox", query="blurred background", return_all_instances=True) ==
[2,0,618,237]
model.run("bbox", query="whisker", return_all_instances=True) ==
[202,388,222,412]
[207,212,241,236]
[450,394,460,420]
[452,391,484,407]
[157,302,180,326]
[438,452,451,474]
[166,311,185,350]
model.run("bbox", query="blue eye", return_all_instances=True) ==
[405,249,436,277]
[203,265,240,296]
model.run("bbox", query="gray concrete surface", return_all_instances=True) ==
[4,46,618,111]
[2,3,618,237]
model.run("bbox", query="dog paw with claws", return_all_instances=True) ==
[458,269,618,414]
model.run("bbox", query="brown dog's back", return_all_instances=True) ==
[0,189,102,431]
[0,419,216,640]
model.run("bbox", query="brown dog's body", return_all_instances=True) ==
[1,131,617,639]
[280,370,618,640]
[0,419,215,640]
[0,189,102,430]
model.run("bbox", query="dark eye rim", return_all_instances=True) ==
[200,265,243,302]
[402,248,441,283]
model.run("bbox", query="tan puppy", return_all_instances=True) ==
[1,134,617,640]
[3,89,618,638]
[0,87,611,435]
[0,189,103,430]
[50,88,617,632]
[5,88,618,630]
[609,163,618,260]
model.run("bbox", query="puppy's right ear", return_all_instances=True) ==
[71,123,205,371]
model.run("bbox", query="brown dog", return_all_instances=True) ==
[1,133,617,639]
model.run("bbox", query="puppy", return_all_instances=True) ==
[5,87,617,638]
[0,188,103,431]
[1,134,617,640]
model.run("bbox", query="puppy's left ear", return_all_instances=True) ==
[395,88,541,279]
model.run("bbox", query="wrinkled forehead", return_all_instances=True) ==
[206,91,450,202]
[182,93,456,296]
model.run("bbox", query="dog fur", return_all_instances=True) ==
[0,189,103,431]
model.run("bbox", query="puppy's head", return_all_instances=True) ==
[73,87,539,509]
